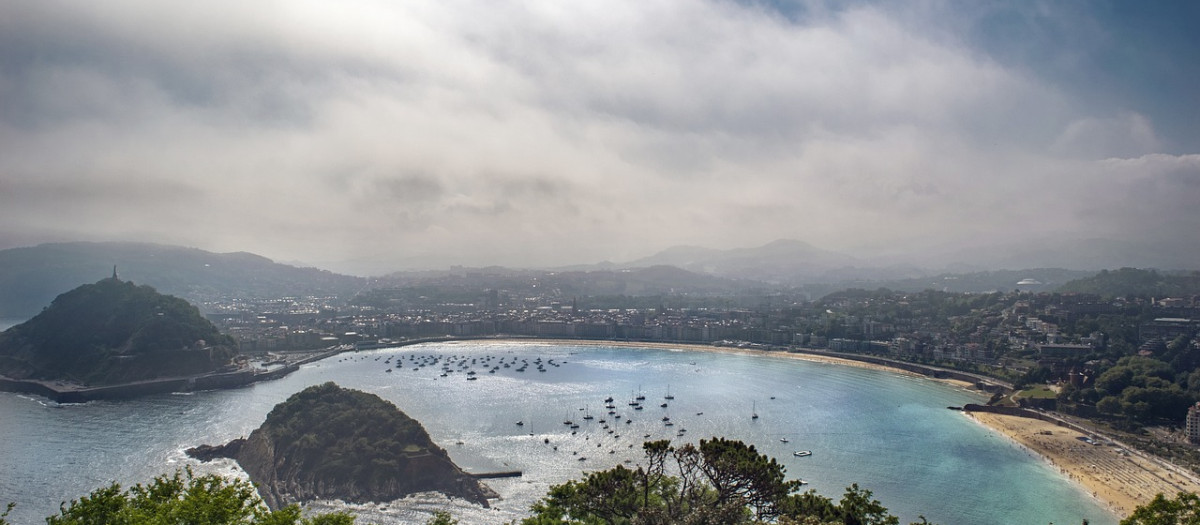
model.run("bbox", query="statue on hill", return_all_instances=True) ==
[187,382,496,510]
[0,276,238,385]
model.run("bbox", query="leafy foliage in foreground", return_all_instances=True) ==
[1121,492,1200,525]
[37,468,352,525]
[522,438,921,525]
[7,463,1195,524]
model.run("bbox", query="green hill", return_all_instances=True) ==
[0,276,237,385]
[1056,267,1200,298]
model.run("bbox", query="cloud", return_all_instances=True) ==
[0,0,1195,273]
[1051,112,1161,159]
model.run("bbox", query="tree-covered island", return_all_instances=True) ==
[0,274,238,386]
[188,382,496,510]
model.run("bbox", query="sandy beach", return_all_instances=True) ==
[505,338,979,388]
[968,411,1200,518]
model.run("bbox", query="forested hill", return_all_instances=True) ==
[0,242,366,318]
[189,382,495,510]
[0,277,237,385]
[1056,267,1200,298]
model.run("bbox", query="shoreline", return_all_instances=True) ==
[468,337,995,391]
[439,337,1196,520]
[964,411,1200,520]
[10,334,1189,518]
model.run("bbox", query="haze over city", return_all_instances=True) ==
[2,1,1198,275]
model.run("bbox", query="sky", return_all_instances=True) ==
[1,0,1198,275]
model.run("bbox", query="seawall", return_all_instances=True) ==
[962,404,1095,436]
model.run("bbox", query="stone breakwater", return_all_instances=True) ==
[0,348,341,402]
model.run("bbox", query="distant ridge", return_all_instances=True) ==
[1056,267,1200,298]
[624,239,859,283]
[0,242,366,318]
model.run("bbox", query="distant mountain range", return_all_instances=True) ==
[925,237,1200,273]
[0,242,366,318]
[4,239,1186,319]
[619,239,864,283]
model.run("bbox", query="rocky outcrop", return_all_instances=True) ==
[188,382,495,510]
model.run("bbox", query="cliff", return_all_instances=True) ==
[188,382,495,509]
[0,276,237,385]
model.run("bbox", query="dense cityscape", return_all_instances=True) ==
[213,277,1199,388]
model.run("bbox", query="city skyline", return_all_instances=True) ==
[2,1,1198,275]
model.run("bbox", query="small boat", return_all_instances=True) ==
[793,450,812,457]
[752,401,759,420]
[515,421,524,426]
[780,437,789,443]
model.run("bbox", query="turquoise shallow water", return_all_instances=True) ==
[0,340,1117,524]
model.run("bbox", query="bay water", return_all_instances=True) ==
[0,340,1117,524]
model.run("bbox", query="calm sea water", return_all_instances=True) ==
[0,340,1116,525]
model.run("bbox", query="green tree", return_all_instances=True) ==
[836,484,898,525]
[426,511,458,525]
[522,439,925,525]
[1121,492,1200,525]
[44,468,353,525]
